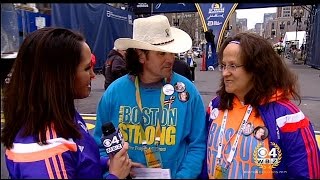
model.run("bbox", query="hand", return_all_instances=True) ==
[108,142,132,179]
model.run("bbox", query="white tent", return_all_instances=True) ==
[282,31,306,49]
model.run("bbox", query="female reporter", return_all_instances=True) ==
[1,27,133,179]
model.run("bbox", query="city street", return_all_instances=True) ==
[1,3,320,179]
[1,57,320,178]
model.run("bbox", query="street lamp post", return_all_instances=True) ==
[224,21,232,39]
[279,23,285,58]
[293,7,304,48]
[173,13,180,27]
[280,23,285,41]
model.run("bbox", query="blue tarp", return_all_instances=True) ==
[17,10,51,45]
[17,10,51,34]
[51,3,134,70]
[307,4,320,69]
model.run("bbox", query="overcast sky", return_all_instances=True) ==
[236,7,277,29]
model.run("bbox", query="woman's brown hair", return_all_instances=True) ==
[216,32,300,115]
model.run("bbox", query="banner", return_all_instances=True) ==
[237,3,292,9]
[196,3,237,69]
[152,3,196,13]
[130,3,152,14]
[129,3,196,14]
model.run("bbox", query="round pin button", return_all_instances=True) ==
[253,126,269,141]
[174,82,186,93]
[178,91,189,102]
[162,84,174,96]
[242,122,254,136]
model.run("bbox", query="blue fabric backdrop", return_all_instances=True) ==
[51,3,134,70]
[308,4,320,69]
[15,10,51,46]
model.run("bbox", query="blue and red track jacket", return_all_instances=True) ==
[201,96,320,179]
[5,111,116,179]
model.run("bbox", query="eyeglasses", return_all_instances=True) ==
[218,64,244,71]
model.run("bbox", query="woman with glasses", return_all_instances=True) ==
[200,32,319,179]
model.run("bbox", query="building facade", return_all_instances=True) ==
[236,18,248,33]
[255,23,264,36]
[263,6,310,44]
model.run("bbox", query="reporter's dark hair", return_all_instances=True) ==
[2,27,85,149]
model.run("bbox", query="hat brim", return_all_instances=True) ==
[114,27,192,54]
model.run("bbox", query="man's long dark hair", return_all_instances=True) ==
[125,48,148,76]
[2,28,84,148]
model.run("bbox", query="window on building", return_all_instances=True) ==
[287,21,290,26]
[304,20,307,25]
[271,23,274,29]
[283,7,290,11]
[282,8,291,17]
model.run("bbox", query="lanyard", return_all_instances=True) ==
[134,76,166,146]
[216,105,253,166]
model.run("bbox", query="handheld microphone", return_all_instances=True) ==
[101,122,124,155]
[101,122,132,179]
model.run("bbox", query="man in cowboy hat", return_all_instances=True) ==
[93,15,206,179]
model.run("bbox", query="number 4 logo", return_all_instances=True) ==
[253,142,282,169]
[103,136,120,148]
[269,147,277,158]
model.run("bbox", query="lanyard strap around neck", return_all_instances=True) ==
[135,76,165,145]
[216,105,253,164]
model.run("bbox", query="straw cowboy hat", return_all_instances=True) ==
[115,15,192,54]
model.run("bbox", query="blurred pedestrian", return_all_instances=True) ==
[1,27,133,179]
[102,45,127,90]
[93,15,206,179]
[173,54,192,81]
[201,32,319,179]
[186,49,196,82]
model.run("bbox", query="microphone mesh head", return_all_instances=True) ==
[102,122,116,136]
